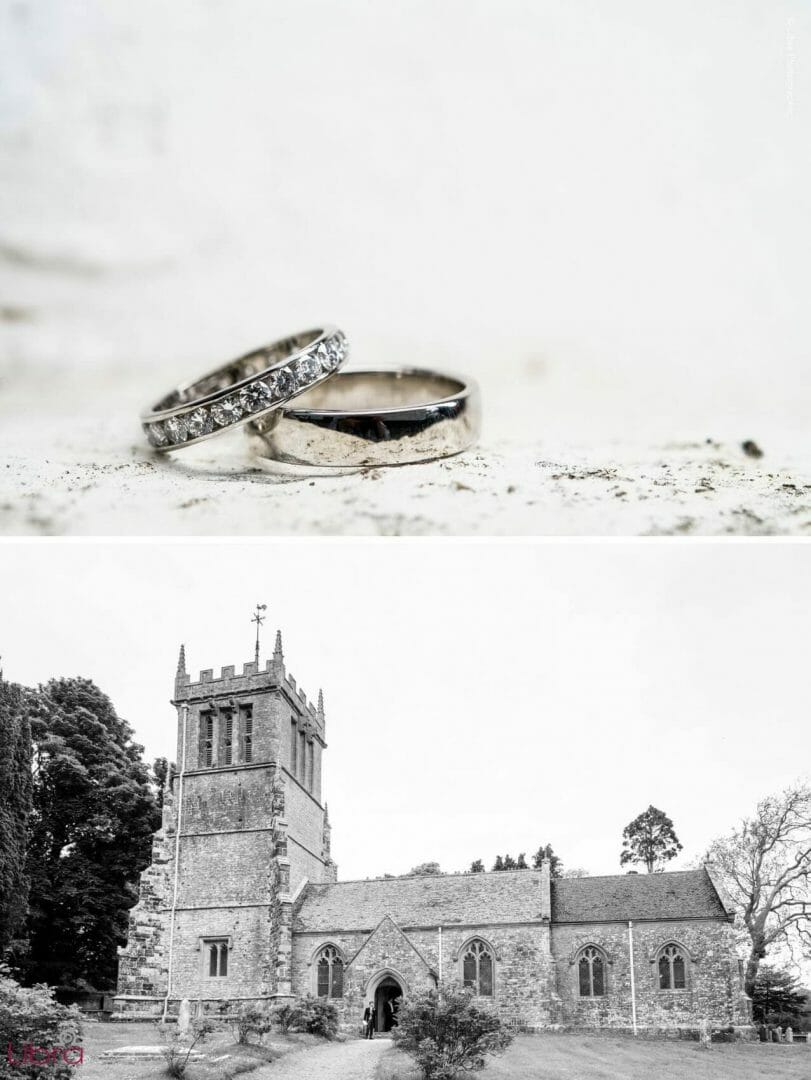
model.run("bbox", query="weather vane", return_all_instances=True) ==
[252,604,267,665]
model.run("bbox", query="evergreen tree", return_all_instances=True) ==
[0,679,32,959]
[752,965,807,1025]
[23,678,160,989]
[503,854,517,870]
[469,860,484,873]
[516,853,528,869]
[532,843,563,879]
[492,855,504,872]
[620,805,682,873]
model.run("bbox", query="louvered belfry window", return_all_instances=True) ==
[223,712,233,765]
[201,713,214,767]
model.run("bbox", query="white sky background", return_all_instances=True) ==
[0,539,808,882]
[2,0,810,442]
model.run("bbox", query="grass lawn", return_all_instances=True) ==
[75,1020,314,1080]
[377,1033,811,1080]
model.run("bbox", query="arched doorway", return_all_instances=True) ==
[374,975,403,1033]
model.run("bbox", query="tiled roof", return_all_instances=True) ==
[551,868,728,922]
[294,869,547,932]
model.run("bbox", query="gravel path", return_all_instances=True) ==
[254,1038,391,1080]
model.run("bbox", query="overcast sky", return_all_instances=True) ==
[0,540,807,883]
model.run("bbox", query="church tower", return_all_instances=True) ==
[114,631,336,1018]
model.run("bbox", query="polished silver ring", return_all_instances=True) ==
[141,326,348,452]
[246,367,481,467]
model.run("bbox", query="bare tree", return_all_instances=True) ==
[705,783,811,997]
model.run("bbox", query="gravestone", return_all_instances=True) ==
[177,998,192,1037]
[785,1027,793,1043]
[698,1019,710,1048]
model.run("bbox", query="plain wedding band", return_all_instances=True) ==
[245,368,481,467]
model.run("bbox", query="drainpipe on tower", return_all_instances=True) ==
[163,703,188,1022]
[628,921,638,1036]
[438,927,443,996]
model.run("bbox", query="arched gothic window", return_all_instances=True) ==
[577,946,606,997]
[462,939,494,997]
[658,943,687,990]
[315,945,344,999]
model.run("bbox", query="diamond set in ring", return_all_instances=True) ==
[145,331,346,449]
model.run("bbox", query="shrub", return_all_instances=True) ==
[0,965,82,1080]
[160,1017,212,1079]
[393,985,512,1080]
[234,1004,272,1045]
[272,1003,299,1034]
[271,996,338,1039]
[296,995,339,1039]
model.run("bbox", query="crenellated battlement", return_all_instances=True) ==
[172,631,325,737]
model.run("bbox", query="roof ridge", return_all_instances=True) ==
[308,868,546,888]
[553,869,700,884]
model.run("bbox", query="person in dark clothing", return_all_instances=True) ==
[363,1001,377,1039]
[384,997,397,1030]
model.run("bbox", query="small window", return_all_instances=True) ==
[658,944,687,990]
[577,946,606,997]
[223,712,233,766]
[306,740,314,790]
[205,939,229,978]
[461,939,494,997]
[315,945,343,998]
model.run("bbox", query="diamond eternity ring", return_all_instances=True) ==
[140,326,348,452]
[245,368,481,467]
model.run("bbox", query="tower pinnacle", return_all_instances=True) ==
[273,629,284,662]
[317,688,325,721]
[176,644,186,679]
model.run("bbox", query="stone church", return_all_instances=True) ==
[114,637,751,1032]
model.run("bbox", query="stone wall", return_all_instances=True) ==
[551,919,750,1030]
[292,917,555,1031]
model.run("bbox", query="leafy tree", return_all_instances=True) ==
[620,805,682,873]
[492,856,504,872]
[410,862,442,876]
[704,784,811,997]
[152,756,171,811]
[0,680,32,960]
[562,867,590,878]
[22,678,161,990]
[502,854,517,870]
[393,985,512,1079]
[516,853,528,869]
[751,964,807,1025]
[469,860,484,873]
[532,844,563,879]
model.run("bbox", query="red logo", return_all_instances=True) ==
[7,1044,84,1066]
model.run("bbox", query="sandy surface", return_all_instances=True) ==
[1,375,808,536]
